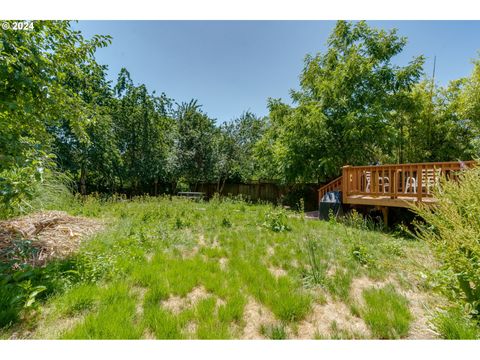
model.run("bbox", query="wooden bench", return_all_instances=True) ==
[177,192,205,200]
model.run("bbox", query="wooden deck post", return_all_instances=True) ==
[381,206,389,228]
[417,165,423,202]
[342,166,350,203]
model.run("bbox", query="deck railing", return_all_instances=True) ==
[341,160,476,202]
[318,176,343,202]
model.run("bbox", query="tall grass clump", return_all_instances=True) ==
[0,169,77,219]
[413,165,480,319]
[433,308,479,339]
[301,236,327,288]
[361,285,412,339]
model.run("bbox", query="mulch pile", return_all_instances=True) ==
[0,211,104,268]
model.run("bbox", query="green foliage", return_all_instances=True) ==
[433,307,479,339]
[262,208,291,232]
[63,282,143,339]
[214,112,267,185]
[55,283,99,317]
[0,21,111,211]
[351,242,376,268]
[413,166,480,318]
[174,100,217,187]
[111,68,175,194]
[361,285,412,339]
[256,20,424,182]
[459,57,480,153]
[221,217,232,228]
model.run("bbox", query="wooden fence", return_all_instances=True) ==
[196,182,320,211]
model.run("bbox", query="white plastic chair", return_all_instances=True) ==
[404,168,441,194]
[364,171,390,193]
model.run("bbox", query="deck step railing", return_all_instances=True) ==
[318,176,342,202]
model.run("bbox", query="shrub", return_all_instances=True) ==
[262,208,291,232]
[413,166,480,317]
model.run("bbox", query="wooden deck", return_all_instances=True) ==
[319,160,476,209]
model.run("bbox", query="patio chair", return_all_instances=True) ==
[421,168,442,193]
[404,168,442,194]
[364,171,390,193]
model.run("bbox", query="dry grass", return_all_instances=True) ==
[0,211,104,268]
[160,286,223,315]
[296,297,370,339]
[241,297,277,339]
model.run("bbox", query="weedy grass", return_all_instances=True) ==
[360,285,413,339]
[260,323,288,339]
[433,308,479,340]
[0,195,463,339]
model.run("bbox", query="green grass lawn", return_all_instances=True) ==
[0,196,446,339]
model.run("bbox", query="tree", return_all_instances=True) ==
[213,112,266,191]
[174,100,217,190]
[112,68,175,194]
[48,52,122,195]
[258,21,425,183]
[0,21,111,212]
[458,56,480,154]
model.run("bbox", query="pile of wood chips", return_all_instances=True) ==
[0,211,104,268]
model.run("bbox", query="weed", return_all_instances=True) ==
[351,243,375,268]
[262,208,291,232]
[221,217,232,228]
[62,282,143,339]
[174,216,189,230]
[301,236,327,288]
[413,166,480,317]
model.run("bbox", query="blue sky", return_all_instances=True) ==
[75,21,480,123]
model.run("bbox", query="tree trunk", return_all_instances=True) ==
[80,165,87,196]
[219,177,227,194]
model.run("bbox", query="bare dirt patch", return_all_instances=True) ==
[145,252,154,262]
[296,296,370,339]
[131,286,148,318]
[197,234,206,247]
[268,266,287,278]
[350,276,391,303]
[161,286,221,314]
[184,321,198,338]
[218,257,228,270]
[241,297,277,339]
[0,211,104,267]
[404,292,439,339]
[267,246,275,257]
